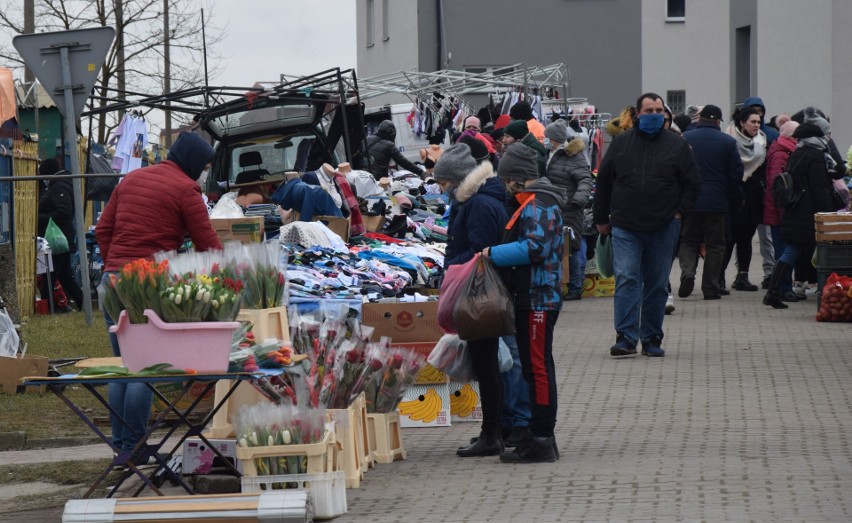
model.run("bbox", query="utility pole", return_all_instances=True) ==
[164,0,172,148]
[23,0,34,84]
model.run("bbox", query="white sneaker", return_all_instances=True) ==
[792,281,805,294]
[665,294,675,315]
[805,284,818,296]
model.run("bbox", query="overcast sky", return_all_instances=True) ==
[208,0,356,85]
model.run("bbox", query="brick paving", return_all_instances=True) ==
[4,264,852,522]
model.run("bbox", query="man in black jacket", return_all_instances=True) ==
[593,93,701,358]
[365,120,425,180]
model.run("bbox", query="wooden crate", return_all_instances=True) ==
[236,428,339,476]
[327,393,370,488]
[815,212,852,242]
[366,412,406,464]
[237,306,290,341]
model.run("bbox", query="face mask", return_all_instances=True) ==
[638,113,665,136]
[543,137,551,149]
[198,169,209,186]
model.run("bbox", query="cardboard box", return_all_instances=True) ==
[362,215,385,233]
[182,437,240,475]
[314,215,350,242]
[582,274,615,297]
[397,382,451,428]
[0,355,49,394]
[210,216,264,244]
[449,380,483,423]
[362,301,448,384]
[151,381,215,416]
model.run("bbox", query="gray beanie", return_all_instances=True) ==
[433,143,478,183]
[544,120,568,143]
[804,106,831,136]
[497,143,539,181]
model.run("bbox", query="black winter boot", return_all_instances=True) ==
[457,430,503,457]
[733,272,759,291]
[762,262,791,309]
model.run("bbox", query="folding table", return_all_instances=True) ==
[22,370,261,499]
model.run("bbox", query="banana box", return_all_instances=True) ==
[397,383,451,428]
[449,380,482,423]
[582,274,615,298]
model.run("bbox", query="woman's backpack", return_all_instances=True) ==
[771,158,803,209]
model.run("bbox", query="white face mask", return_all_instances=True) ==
[197,169,209,186]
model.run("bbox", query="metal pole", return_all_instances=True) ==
[59,46,93,326]
[164,0,172,148]
[336,69,352,162]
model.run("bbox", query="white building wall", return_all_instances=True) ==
[641,0,732,116]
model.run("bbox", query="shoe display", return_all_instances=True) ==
[610,335,637,358]
[641,337,666,357]
[504,426,530,448]
[678,277,695,298]
[732,272,759,291]
[665,295,675,315]
[499,434,557,463]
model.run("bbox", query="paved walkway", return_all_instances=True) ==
[4,263,852,522]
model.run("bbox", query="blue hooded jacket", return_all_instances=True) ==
[444,162,508,267]
[743,96,779,145]
[682,123,745,213]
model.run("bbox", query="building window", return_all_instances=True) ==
[667,90,686,115]
[382,0,389,41]
[366,0,375,47]
[666,0,685,21]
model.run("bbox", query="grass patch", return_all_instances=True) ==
[0,459,113,486]
[1,312,113,438]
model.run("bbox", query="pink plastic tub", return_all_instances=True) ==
[110,309,240,373]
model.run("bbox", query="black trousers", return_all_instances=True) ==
[468,337,503,435]
[722,221,759,277]
[678,212,727,296]
[39,252,84,311]
[515,309,559,438]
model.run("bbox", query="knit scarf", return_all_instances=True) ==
[798,136,837,172]
[333,171,365,236]
[727,126,767,181]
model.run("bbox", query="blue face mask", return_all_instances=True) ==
[638,113,665,135]
[543,137,552,149]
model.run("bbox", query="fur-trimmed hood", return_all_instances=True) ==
[606,118,625,137]
[562,136,586,157]
[455,161,501,203]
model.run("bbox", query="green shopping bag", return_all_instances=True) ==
[595,233,613,278]
[45,217,69,254]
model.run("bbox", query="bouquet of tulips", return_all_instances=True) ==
[103,259,171,324]
[223,242,288,309]
[234,402,327,479]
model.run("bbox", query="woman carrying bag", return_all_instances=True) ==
[37,158,84,312]
[433,142,509,458]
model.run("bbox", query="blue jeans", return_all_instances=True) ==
[770,226,793,293]
[612,219,681,345]
[567,242,585,295]
[500,335,530,428]
[778,243,803,267]
[102,273,153,452]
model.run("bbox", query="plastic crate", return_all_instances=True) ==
[241,470,347,520]
[327,392,370,488]
[815,243,852,269]
[366,412,406,464]
[236,428,339,476]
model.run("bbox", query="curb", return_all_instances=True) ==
[0,432,101,451]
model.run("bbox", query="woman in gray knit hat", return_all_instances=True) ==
[434,143,511,457]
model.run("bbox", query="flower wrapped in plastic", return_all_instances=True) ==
[368,345,427,413]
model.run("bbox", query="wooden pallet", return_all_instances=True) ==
[815,213,852,242]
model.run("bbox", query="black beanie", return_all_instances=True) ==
[497,143,539,181]
[458,135,489,163]
[504,119,529,140]
[509,101,533,121]
[38,158,63,176]
[792,122,824,139]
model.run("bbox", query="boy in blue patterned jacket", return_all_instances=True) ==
[482,143,566,463]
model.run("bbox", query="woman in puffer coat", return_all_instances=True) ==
[763,123,835,309]
[543,120,593,300]
[433,143,509,457]
[763,121,799,301]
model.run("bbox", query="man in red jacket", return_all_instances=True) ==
[96,131,221,461]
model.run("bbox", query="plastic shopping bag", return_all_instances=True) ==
[595,233,613,278]
[453,256,516,341]
[0,307,20,358]
[498,337,513,373]
[427,334,474,382]
[45,217,69,254]
[437,253,481,333]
